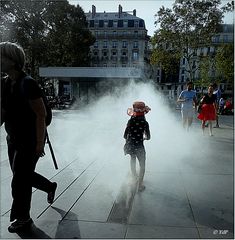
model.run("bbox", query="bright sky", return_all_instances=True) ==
[70,0,234,36]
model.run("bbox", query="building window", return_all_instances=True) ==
[223,35,228,42]
[181,69,185,74]
[122,41,127,48]
[139,20,144,27]
[182,58,185,65]
[134,21,139,27]
[200,48,204,56]
[99,20,104,27]
[103,51,107,56]
[103,41,108,48]
[94,41,99,48]
[157,69,160,76]
[112,41,118,48]
[133,52,138,60]
[212,35,220,43]
[112,51,117,56]
[95,20,99,27]
[224,25,228,32]
[128,20,134,27]
[181,76,184,82]
[133,41,138,48]
[89,20,94,27]
[108,20,113,27]
[156,76,160,82]
[118,20,123,27]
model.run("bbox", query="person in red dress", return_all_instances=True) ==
[197,85,217,136]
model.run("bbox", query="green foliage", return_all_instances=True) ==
[151,0,224,81]
[221,0,234,12]
[150,46,180,77]
[215,43,234,83]
[0,0,95,78]
[195,55,214,89]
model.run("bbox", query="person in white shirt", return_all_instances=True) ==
[219,97,225,114]
[177,82,197,131]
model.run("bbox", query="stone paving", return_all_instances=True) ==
[0,110,233,239]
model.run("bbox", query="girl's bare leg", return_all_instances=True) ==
[209,121,213,136]
[130,155,137,178]
[202,120,206,135]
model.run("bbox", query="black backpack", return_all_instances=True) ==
[21,75,52,126]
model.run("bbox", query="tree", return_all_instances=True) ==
[215,43,234,85]
[43,1,95,67]
[0,0,95,78]
[151,0,226,82]
[195,55,214,92]
[150,45,180,82]
[1,1,49,77]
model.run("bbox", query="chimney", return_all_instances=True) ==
[133,9,136,16]
[118,4,122,18]
[92,5,96,18]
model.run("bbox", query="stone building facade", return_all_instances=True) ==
[85,5,150,72]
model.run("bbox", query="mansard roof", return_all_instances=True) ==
[85,12,142,21]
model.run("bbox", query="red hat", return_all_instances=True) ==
[127,101,151,116]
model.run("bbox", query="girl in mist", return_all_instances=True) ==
[197,85,217,136]
[124,101,151,192]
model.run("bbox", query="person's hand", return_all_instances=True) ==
[36,142,45,157]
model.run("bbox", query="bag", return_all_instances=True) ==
[197,103,202,113]
[124,139,133,155]
[124,142,129,155]
[21,75,52,126]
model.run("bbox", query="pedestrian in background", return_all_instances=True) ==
[124,101,151,192]
[177,81,197,131]
[218,97,225,115]
[197,84,217,136]
[212,82,221,128]
[1,42,57,233]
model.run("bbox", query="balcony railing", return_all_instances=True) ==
[93,33,146,39]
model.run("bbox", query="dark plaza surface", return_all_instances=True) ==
[0,110,234,239]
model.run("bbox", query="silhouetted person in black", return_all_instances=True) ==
[1,42,57,233]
